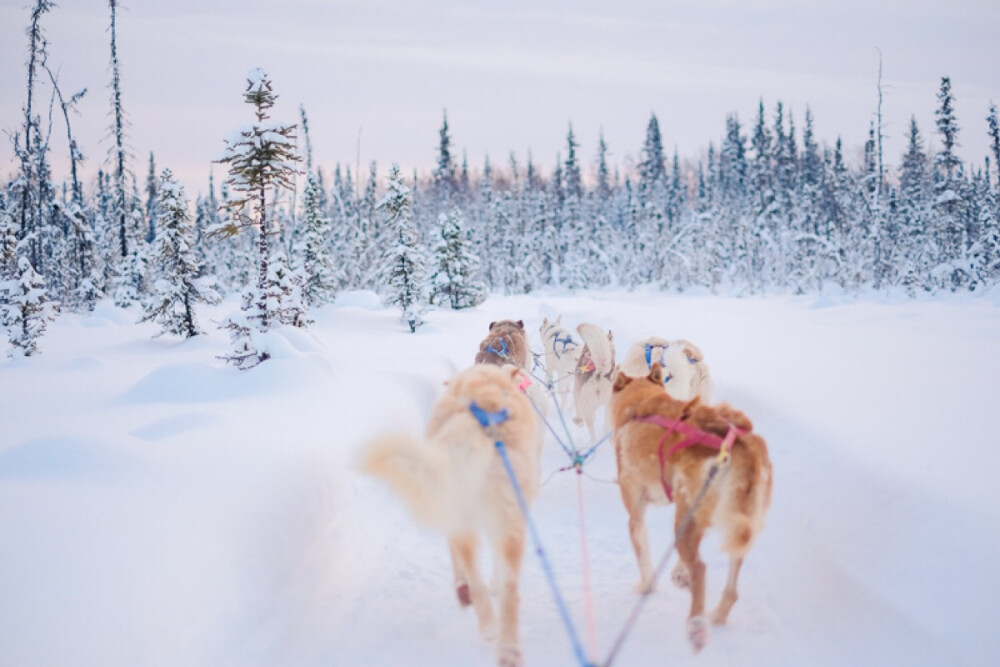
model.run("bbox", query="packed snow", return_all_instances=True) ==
[1,288,998,666]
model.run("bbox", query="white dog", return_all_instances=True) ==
[538,316,582,410]
[361,364,541,667]
[621,336,714,403]
[572,322,615,443]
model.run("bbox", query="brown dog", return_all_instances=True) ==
[610,364,772,651]
[475,320,530,371]
[361,364,541,666]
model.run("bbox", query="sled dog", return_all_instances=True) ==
[361,364,542,667]
[572,322,615,443]
[475,320,530,371]
[610,364,772,652]
[621,337,714,403]
[538,316,582,409]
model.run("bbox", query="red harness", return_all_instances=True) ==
[631,415,744,502]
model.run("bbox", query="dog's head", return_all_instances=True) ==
[489,319,525,331]
[613,362,666,393]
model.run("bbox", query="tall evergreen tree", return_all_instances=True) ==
[297,169,340,306]
[378,164,427,332]
[432,110,458,208]
[429,208,484,309]
[987,103,1000,193]
[140,169,218,338]
[215,68,301,367]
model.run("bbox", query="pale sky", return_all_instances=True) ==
[2,0,998,198]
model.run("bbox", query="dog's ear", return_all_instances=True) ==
[488,321,497,330]
[683,344,702,363]
[648,362,664,384]
[555,315,562,325]
[516,320,524,330]
[542,317,549,328]
[607,330,614,342]
[613,369,632,392]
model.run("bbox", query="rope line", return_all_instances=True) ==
[577,469,599,659]
[494,438,595,667]
[599,460,726,667]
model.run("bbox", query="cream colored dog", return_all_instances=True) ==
[620,337,714,403]
[538,316,582,410]
[572,322,615,443]
[361,364,541,667]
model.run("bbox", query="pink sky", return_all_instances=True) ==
[1,0,998,197]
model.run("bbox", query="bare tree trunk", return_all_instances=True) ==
[109,0,128,258]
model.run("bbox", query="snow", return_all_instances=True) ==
[1,289,998,666]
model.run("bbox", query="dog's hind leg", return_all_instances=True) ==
[674,496,709,652]
[451,532,496,641]
[492,522,526,667]
[709,555,743,626]
[449,537,472,607]
[620,482,655,593]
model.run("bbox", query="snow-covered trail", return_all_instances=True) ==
[1,289,998,666]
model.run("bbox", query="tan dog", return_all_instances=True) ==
[621,337,714,403]
[572,322,615,443]
[610,364,772,651]
[538,316,582,409]
[361,364,541,667]
[475,320,530,371]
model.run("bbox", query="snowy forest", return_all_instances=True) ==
[3,1,1000,364]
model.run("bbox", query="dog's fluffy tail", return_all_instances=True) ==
[718,435,773,558]
[360,432,454,532]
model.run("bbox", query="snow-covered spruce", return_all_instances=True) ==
[139,169,219,338]
[429,208,484,309]
[377,164,427,332]
[1,255,57,357]
[296,169,341,307]
[214,68,301,367]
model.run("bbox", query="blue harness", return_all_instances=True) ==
[644,343,674,384]
[486,338,510,360]
[469,401,510,429]
[552,334,577,359]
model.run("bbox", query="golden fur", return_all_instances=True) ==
[610,364,772,651]
[361,364,541,667]
[475,320,530,371]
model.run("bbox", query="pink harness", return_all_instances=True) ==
[632,415,744,502]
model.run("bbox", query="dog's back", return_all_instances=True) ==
[362,364,540,532]
[611,367,771,554]
[475,319,530,371]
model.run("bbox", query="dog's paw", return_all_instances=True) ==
[456,583,471,607]
[497,644,524,667]
[634,576,657,595]
[687,616,709,653]
[671,564,691,590]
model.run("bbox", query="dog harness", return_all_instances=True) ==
[486,337,510,360]
[644,343,673,384]
[470,401,510,429]
[552,333,577,359]
[631,415,744,502]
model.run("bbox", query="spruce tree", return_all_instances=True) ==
[215,68,301,368]
[987,103,1000,193]
[297,169,340,306]
[2,255,57,358]
[378,164,427,332]
[429,209,484,309]
[140,169,218,338]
